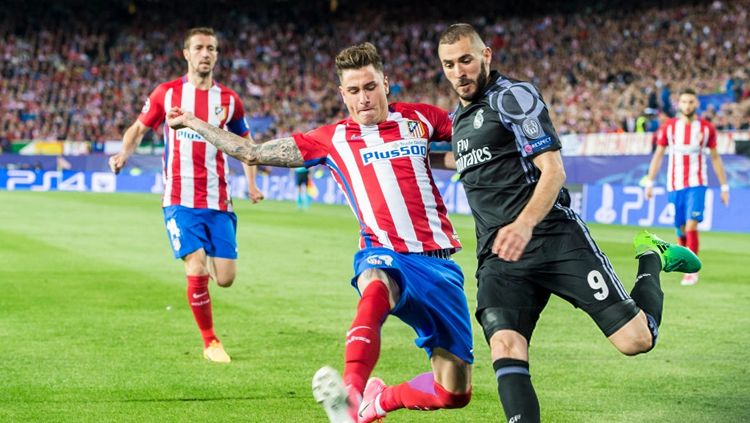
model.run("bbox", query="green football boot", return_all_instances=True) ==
[633,231,702,273]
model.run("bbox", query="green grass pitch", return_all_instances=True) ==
[0,191,748,422]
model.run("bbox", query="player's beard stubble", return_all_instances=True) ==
[455,64,489,103]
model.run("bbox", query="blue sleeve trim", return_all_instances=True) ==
[227,117,250,136]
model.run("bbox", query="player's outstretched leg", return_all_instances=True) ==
[630,230,702,350]
[358,372,470,422]
[633,231,701,274]
[358,377,387,423]
[342,280,391,408]
[313,366,355,423]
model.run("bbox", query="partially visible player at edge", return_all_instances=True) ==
[167,42,473,423]
[644,88,729,286]
[109,27,264,363]
[437,23,702,422]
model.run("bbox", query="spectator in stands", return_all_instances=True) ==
[1,0,749,140]
[0,135,10,153]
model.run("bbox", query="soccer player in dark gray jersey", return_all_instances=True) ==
[450,72,571,258]
[438,23,701,422]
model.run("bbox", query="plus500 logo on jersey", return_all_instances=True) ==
[360,140,427,165]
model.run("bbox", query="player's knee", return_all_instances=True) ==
[184,262,208,277]
[617,342,652,356]
[628,334,654,356]
[614,327,654,356]
[215,274,235,287]
[358,268,391,285]
[478,307,532,360]
[435,384,471,409]
[357,269,399,305]
[489,330,528,360]
[216,278,234,287]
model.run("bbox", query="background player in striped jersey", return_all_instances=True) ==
[167,42,472,423]
[438,23,702,422]
[644,88,730,286]
[109,27,264,363]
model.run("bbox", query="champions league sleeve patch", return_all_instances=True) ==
[522,136,553,155]
[141,98,151,114]
[521,117,543,139]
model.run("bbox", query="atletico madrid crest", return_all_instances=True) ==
[215,105,228,121]
[407,120,425,138]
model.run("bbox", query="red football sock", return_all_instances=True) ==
[685,230,699,255]
[380,373,471,411]
[678,235,687,247]
[186,274,217,347]
[343,280,391,396]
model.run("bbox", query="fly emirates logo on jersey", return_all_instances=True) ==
[454,137,491,173]
[360,139,428,166]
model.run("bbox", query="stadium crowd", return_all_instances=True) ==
[1,0,749,146]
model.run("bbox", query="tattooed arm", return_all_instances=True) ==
[166,107,304,167]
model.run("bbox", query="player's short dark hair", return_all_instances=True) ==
[439,23,485,48]
[184,27,218,50]
[680,88,697,97]
[335,43,384,79]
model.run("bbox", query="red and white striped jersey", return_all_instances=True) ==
[138,75,249,211]
[657,117,717,191]
[292,102,461,254]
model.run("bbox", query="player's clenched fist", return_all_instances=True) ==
[109,152,128,174]
[491,220,533,262]
[166,107,195,129]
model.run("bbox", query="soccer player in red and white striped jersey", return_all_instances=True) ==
[645,88,729,285]
[109,27,264,363]
[167,42,472,423]
[143,75,250,210]
[292,103,460,253]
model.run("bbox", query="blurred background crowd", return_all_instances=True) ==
[1,0,749,147]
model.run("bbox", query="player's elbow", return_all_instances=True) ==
[546,164,566,189]
[131,120,150,137]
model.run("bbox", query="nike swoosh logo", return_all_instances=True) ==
[192,292,208,299]
[358,402,370,418]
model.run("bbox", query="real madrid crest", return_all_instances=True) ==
[473,109,484,129]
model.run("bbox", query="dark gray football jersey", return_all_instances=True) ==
[451,71,571,257]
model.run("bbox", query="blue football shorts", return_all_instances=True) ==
[351,247,474,364]
[669,186,707,227]
[162,205,238,259]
